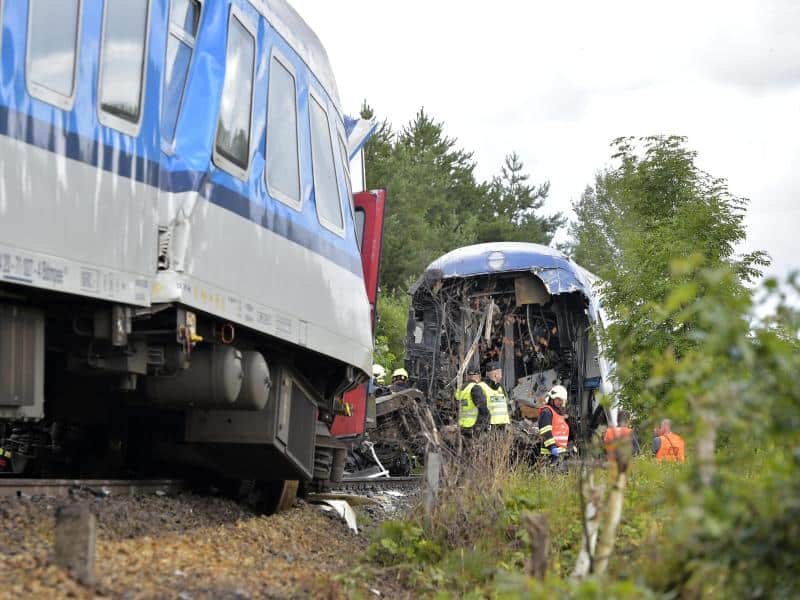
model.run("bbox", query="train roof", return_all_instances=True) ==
[254,0,341,110]
[411,242,599,298]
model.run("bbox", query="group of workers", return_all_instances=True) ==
[456,361,569,462]
[373,361,686,464]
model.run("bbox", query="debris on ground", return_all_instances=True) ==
[0,487,414,599]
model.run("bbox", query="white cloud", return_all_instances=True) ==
[290,0,799,281]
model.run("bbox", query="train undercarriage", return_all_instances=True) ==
[0,282,354,508]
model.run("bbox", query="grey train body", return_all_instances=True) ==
[0,0,371,486]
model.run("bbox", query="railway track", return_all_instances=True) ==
[0,474,421,502]
[333,475,421,493]
[0,478,187,499]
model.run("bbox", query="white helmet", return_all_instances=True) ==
[547,385,568,405]
[372,364,386,384]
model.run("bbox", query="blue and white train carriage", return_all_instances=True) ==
[0,0,383,499]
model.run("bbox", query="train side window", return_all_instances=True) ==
[98,0,150,136]
[265,53,301,209]
[354,207,365,251]
[26,0,81,110]
[213,9,256,179]
[309,93,344,235]
[162,0,202,147]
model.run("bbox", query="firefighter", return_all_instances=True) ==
[457,368,483,434]
[604,412,640,462]
[474,361,511,428]
[389,368,410,393]
[653,419,686,463]
[372,364,386,386]
[539,385,569,462]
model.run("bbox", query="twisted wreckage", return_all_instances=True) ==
[364,243,617,473]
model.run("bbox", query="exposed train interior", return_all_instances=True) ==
[0,282,354,492]
[404,270,606,443]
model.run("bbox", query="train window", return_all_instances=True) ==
[309,94,344,234]
[265,54,301,208]
[26,0,81,110]
[98,0,150,135]
[354,207,366,251]
[213,10,255,178]
[162,0,201,146]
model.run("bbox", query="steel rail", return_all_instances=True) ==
[332,476,421,493]
[0,478,187,498]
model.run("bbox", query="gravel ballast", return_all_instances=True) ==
[0,488,411,599]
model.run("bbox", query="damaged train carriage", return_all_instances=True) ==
[405,243,616,445]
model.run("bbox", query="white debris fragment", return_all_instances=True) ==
[310,499,358,533]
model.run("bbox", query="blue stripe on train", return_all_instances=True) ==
[0,105,362,276]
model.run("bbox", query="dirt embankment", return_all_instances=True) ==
[0,489,409,599]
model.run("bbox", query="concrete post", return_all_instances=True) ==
[423,451,442,524]
[54,504,96,585]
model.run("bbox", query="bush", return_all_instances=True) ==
[375,291,410,372]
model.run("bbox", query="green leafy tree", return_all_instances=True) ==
[564,184,616,274]
[568,136,769,413]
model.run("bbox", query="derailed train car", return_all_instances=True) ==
[0,0,384,503]
[405,242,616,444]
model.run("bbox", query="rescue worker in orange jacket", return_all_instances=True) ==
[539,385,569,462]
[604,412,640,462]
[653,419,686,463]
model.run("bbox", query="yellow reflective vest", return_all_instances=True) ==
[476,381,511,426]
[457,382,479,428]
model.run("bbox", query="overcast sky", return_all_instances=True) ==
[291,0,797,282]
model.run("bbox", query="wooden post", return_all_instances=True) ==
[423,451,442,525]
[522,511,549,580]
[54,504,96,585]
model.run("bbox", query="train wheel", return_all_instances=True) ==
[256,479,299,514]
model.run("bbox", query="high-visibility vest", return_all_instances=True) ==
[604,426,633,461]
[539,405,569,455]
[476,382,511,425]
[457,383,479,429]
[655,432,685,463]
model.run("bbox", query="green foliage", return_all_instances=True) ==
[361,104,562,293]
[362,457,681,597]
[367,520,443,566]
[495,573,657,600]
[566,136,770,414]
[475,152,564,244]
[374,291,410,371]
[632,270,800,599]
[574,138,798,596]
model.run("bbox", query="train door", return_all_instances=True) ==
[331,189,386,437]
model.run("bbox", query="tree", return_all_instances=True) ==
[364,108,484,292]
[475,152,563,245]
[565,185,616,275]
[568,136,770,412]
